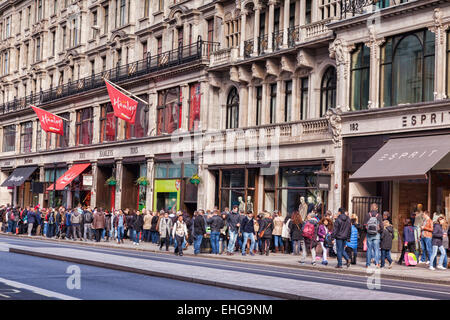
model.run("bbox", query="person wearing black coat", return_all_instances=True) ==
[331,210,351,268]
[429,216,446,270]
[193,210,207,255]
[257,213,274,256]
[132,211,144,245]
[288,212,304,256]
[380,220,394,268]
[150,214,159,244]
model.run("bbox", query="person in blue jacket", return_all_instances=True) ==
[346,214,359,265]
[397,218,416,265]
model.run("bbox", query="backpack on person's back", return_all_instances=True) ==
[367,213,380,236]
[302,221,315,239]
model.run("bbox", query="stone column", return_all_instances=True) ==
[329,39,353,111]
[247,85,255,126]
[238,85,248,128]
[199,80,209,131]
[365,26,384,109]
[181,84,189,131]
[282,0,290,48]
[275,79,283,123]
[31,120,38,152]
[197,154,215,210]
[146,157,154,210]
[38,165,45,206]
[90,161,98,207]
[114,159,123,210]
[292,77,299,121]
[262,82,269,124]
[148,89,157,136]
[253,6,260,56]
[69,110,76,147]
[267,1,275,53]
[325,109,342,213]
[239,9,248,58]
[92,104,101,144]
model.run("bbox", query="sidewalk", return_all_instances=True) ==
[2,232,449,286]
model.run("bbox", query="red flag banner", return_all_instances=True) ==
[105,80,138,124]
[31,105,64,136]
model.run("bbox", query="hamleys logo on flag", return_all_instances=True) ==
[31,106,64,136]
[105,80,138,124]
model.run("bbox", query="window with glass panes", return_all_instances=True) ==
[320,67,336,116]
[226,87,239,129]
[157,87,181,135]
[103,5,109,34]
[125,94,149,139]
[20,121,33,153]
[2,125,16,152]
[100,103,117,142]
[284,81,292,122]
[255,86,262,126]
[380,29,435,107]
[56,112,69,148]
[75,107,93,145]
[350,43,370,111]
[300,77,309,120]
[270,83,277,124]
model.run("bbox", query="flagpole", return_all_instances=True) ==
[103,78,149,105]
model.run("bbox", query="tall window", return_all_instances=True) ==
[5,16,11,38]
[51,30,56,56]
[125,95,149,138]
[350,43,370,111]
[225,17,240,48]
[256,86,262,126]
[2,125,16,152]
[157,87,181,135]
[177,27,184,48]
[284,81,292,122]
[56,112,69,148]
[270,83,277,124]
[159,0,164,11]
[27,6,31,28]
[380,29,435,107]
[157,37,163,55]
[300,77,309,120]
[100,103,117,142]
[20,121,33,153]
[447,31,450,96]
[320,66,336,117]
[144,0,150,18]
[54,0,58,15]
[37,0,43,21]
[103,5,109,34]
[62,26,67,50]
[226,87,239,129]
[75,108,93,146]
[120,0,126,26]
[35,37,41,61]
[207,19,214,42]
[36,126,42,151]
[305,0,312,24]
[92,10,98,38]
[188,83,201,131]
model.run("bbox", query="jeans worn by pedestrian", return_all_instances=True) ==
[292,240,301,255]
[366,235,381,266]
[193,234,203,254]
[336,239,350,267]
[273,235,283,249]
[143,229,151,242]
[150,231,159,244]
[380,249,392,267]
[27,223,34,236]
[210,231,220,254]
[420,237,432,263]
[242,232,255,254]
[117,226,124,242]
[83,223,93,240]
[72,224,81,240]
[430,245,446,268]
[227,230,238,253]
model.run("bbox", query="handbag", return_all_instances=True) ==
[258,222,272,238]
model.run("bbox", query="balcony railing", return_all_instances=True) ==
[0,39,219,116]
[258,34,269,55]
[206,119,331,149]
[272,30,284,52]
[244,39,254,58]
[340,0,415,19]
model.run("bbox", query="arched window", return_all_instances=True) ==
[381,30,435,107]
[226,87,239,129]
[320,66,336,117]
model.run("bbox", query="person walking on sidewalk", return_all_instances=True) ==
[70,209,83,241]
[240,211,256,256]
[419,211,433,265]
[143,210,152,242]
[83,208,94,241]
[27,208,36,236]
[302,213,319,265]
[380,220,394,268]
[363,203,383,268]
[331,208,351,269]
[114,210,126,244]
[258,212,274,256]
[159,212,173,251]
[172,215,188,256]
[207,210,224,255]
[226,205,240,256]
[289,211,304,257]
[429,216,447,270]
[132,211,144,246]
[92,209,106,242]
[397,218,416,265]
[193,210,207,255]
[282,213,292,254]
[346,214,359,265]
[150,212,159,244]
[272,211,284,253]
[317,217,333,266]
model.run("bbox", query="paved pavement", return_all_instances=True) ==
[2,235,450,300]
[1,233,448,286]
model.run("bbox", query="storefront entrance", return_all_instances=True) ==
[96,164,114,211]
[154,179,181,212]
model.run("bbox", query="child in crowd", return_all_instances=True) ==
[380,220,394,268]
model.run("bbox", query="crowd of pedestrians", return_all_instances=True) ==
[0,202,448,270]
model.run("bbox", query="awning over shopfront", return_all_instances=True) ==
[47,163,91,191]
[350,135,450,182]
[1,166,38,187]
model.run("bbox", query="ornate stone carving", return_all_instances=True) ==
[265,59,280,77]
[280,56,295,73]
[230,66,239,83]
[296,49,314,69]
[238,66,252,83]
[251,63,265,79]
[428,8,450,46]
[325,108,342,148]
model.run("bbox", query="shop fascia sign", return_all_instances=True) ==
[83,174,93,187]
[343,110,450,135]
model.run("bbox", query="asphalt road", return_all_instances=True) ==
[0,238,277,300]
[1,235,450,300]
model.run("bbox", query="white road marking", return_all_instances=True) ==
[0,277,81,300]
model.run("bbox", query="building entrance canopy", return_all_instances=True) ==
[1,166,38,187]
[47,163,91,191]
[350,134,450,182]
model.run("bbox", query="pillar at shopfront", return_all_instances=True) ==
[197,154,215,210]
[39,166,44,206]
[145,157,154,211]
[115,159,123,210]
[90,161,98,208]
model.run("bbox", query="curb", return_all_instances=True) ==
[3,233,450,286]
[9,247,314,300]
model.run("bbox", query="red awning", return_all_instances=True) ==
[47,163,91,191]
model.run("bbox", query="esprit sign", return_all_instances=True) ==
[378,149,438,161]
[402,111,450,128]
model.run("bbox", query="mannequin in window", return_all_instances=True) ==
[299,196,308,221]
[238,196,245,213]
[246,196,253,213]
[307,196,315,214]
[315,196,323,219]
